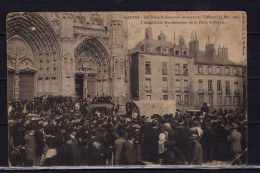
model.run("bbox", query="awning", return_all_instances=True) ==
[86,104,114,115]
[90,104,114,108]
[132,100,176,117]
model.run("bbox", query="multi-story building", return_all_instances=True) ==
[129,27,246,110]
[7,12,131,112]
[189,36,245,110]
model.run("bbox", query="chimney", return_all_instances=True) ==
[189,31,199,58]
[158,30,166,41]
[145,26,153,40]
[218,46,228,59]
[179,36,185,47]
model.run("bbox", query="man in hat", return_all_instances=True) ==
[191,135,203,165]
[114,127,128,165]
[201,103,209,114]
[24,128,36,166]
[228,123,242,165]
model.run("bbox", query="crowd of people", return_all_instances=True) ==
[8,96,247,167]
[91,95,112,104]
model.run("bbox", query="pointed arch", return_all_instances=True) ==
[6,12,62,97]
[19,58,36,72]
[73,15,85,27]
[75,36,109,68]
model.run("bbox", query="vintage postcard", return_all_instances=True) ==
[7,11,247,167]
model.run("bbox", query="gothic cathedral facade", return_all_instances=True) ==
[7,12,130,110]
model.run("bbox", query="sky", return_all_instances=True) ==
[124,11,246,64]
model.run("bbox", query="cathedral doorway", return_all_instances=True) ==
[75,74,84,99]
[87,74,96,99]
[75,36,110,99]
[7,12,61,100]
[19,72,34,100]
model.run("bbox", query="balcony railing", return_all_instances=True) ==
[183,71,189,76]
[234,90,240,95]
[175,70,181,75]
[162,89,168,93]
[145,89,152,93]
[208,90,214,95]
[162,70,168,75]
[198,89,204,95]
[175,86,181,92]
[217,90,223,94]
[226,90,231,95]
[183,86,190,92]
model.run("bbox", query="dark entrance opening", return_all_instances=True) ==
[87,74,96,99]
[19,72,34,100]
[75,74,84,99]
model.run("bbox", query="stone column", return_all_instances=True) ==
[101,61,104,94]
[14,57,20,100]
[84,74,88,99]
[14,72,20,100]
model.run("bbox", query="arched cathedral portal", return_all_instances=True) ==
[7,12,61,100]
[74,37,110,99]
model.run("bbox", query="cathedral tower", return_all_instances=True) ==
[109,15,129,112]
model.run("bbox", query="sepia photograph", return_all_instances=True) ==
[6,11,247,167]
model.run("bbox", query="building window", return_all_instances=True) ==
[145,61,151,74]
[217,67,221,74]
[208,80,213,91]
[175,64,180,75]
[198,66,203,74]
[208,66,212,74]
[176,95,181,105]
[233,96,240,105]
[225,67,229,75]
[146,95,151,100]
[225,96,232,105]
[199,96,204,106]
[209,95,213,105]
[163,95,168,100]
[184,95,189,105]
[162,77,168,91]
[146,47,150,52]
[217,80,222,91]
[234,81,239,93]
[183,51,187,55]
[162,62,168,75]
[226,81,231,94]
[198,79,203,91]
[175,79,181,91]
[175,50,180,55]
[218,95,222,105]
[162,48,167,54]
[233,68,238,75]
[183,64,188,75]
[184,79,189,87]
[145,78,151,92]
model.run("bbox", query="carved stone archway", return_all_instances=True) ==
[7,12,61,100]
[74,36,110,98]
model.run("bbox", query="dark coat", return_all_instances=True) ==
[114,137,128,165]
[191,140,203,165]
[228,129,242,153]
